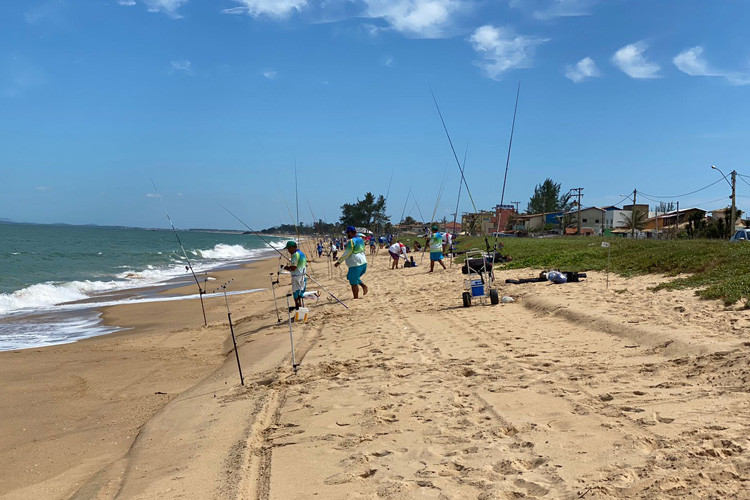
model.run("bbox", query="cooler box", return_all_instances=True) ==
[470,279,484,297]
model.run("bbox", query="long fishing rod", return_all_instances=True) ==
[450,144,469,267]
[429,85,479,214]
[150,178,207,326]
[211,279,244,385]
[499,81,521,207]
[493,81,522,264]
[429,86,490,252]
[220,204,349,310]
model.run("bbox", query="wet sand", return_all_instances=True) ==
[2,250,749,498]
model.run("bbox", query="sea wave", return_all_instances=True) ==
[196,243,261,260]
[0,280,122,315]
[0,242,279,316]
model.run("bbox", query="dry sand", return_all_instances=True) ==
[1,249,750,499]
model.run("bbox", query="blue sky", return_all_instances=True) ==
[1,0,749,229]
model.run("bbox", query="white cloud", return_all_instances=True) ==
[118,0,136,5]
[36,185,52,191]
[263,70,277,79]
[362,0,467,39]
[565,56,600,82]
[170,59,193,75]
[673,46,719,76]
[533,0,597,20]
[383,56,394,67]
[146,193,161,198]
[611,42,660,79]
[469,25,548,80]
[142,0,188,18]
[223,0,308,18]
[673,46,750,86]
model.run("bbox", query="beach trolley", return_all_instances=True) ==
[461,250,499,307]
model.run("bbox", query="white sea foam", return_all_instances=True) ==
[0,280,122,315]
[196,243,261,260]
[0,311,125,351]
[0,242,279,317]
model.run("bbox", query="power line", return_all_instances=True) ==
[639,178,724,199]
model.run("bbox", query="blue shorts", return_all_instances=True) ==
[430,251,443,261]
[292,275,307,299]
[347,264,367,285]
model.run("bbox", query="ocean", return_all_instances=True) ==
[0,223,284,351]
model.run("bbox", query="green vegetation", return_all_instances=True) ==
[455,236,750,306]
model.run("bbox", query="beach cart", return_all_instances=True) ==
[460,250,499,307]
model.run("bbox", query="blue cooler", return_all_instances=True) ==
[470,279,484,297]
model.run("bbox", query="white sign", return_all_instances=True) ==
[601,242,611,248]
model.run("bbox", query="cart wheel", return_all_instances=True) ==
[462,292,472,308]
[489,289,499,305]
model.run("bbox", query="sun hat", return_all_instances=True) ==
[285,240,297,248]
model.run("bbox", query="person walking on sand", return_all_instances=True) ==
[426,225,447,272]
[388,240,408,270]
[282,241,307,308]
[334,226,368,298]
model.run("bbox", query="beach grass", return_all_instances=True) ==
[452,236,750,306]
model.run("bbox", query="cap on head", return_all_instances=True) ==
[346,226,356,234]
[431,225,438,231]
[285,240,297,249]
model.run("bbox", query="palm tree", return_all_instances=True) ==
[622,209,648,232]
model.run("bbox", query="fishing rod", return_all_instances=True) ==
[429,86,490,252]
[450,144,469,267]
[211,279,244,385]
[492,81,522,265]
[220,204,349,310]
[150,178,207,326]
[421,171,447,265]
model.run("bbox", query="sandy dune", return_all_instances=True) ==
[2,250,750,499]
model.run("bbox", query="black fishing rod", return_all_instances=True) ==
[499,81,521,207]
[492,81,522,263]
[151,178,207,326]
[429,86,491,252]
[450,144,469,267]
[219,204,349,310]
[429,85,479,214]
[211,279,244,385]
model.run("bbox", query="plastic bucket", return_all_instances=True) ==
[294,307,309,323]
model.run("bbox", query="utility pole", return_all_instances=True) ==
[511,201,520,214]
[731,170,737,238]
[569,188,584,235]
[631,189,637,239]
[675,201,679,239]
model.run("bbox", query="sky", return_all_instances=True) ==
[1,0,749,230]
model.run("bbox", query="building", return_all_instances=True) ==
[565,207,606,235]
[461,211,494,235]
[603,206,630,232]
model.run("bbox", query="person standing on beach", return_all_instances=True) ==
[334,226,368,298]
[426,225,447,272]
[282,241,307,308]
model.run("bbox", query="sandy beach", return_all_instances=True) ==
[2,249,749,499]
